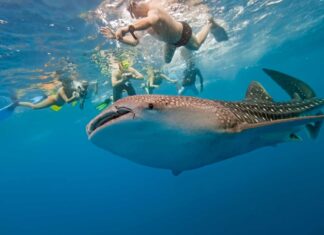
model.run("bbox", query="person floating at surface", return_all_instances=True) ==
[143,67,177,94]
[178,59,204,96]
[110,56,144,102]
[100,0,228,63]
[18,76,83,110]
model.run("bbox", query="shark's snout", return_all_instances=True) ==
[87,106,134,137]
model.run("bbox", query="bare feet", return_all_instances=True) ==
[100,27,116,39]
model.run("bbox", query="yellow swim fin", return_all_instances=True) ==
[50,105,63,112]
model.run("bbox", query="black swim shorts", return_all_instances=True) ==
[173,22,192,47]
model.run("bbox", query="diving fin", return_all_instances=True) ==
[210,19,228,42]
[0,95,17,121]
[50,105,63,112]
[71,101,78,107]
[96,98,112,111]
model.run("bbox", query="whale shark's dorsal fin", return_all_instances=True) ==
[293,92,302,101]
[245,81,273,102]
[263,68,316,100]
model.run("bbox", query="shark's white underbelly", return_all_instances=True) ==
[90,119,298,172]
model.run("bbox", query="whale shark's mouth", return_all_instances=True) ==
[87,106,134,136]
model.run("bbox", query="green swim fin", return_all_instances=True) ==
[96,98,112,111]
[71,101,78,107]
[50,105,63,112]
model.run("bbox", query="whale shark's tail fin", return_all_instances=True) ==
[262,68,316,100]
[263,68,323,139]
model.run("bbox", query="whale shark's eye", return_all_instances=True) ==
[148,103,154,109]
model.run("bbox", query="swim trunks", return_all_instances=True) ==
[173,22,192,47]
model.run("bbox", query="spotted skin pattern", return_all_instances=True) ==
[112,94,324,131]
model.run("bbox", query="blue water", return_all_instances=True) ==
[1,0,324,234]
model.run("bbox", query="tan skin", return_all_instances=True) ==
[110,60,144,87]
[18,81,78,109]
[145,68,177,92]
[100,1,218,63]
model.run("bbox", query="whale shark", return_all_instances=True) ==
[87,69,324,175]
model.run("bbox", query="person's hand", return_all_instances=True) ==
[73,91,80,98]
[115,27,129,40]
[100,27,116,39]
[122,73,132,81]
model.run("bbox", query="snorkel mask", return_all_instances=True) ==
[121,60,131,70]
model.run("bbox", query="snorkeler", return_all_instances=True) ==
[17,77,85,110]
[100,0,228,63]
[109,56,144,102]
[178,59,204,96]
[143,67,177,94]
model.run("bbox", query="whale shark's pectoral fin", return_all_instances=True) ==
[237,115,324,135]
[245,81,273,103]
[172,170,182,176]
[289,133,303,141]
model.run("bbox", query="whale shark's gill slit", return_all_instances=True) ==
[91,111,120,132]
[115,106,135,119]
[90,107,135,134]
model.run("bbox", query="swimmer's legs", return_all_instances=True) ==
[186,22,212,50]
[17,102,36,109]
[191,85,199,95]
[18,97,56,109]
[164,44,177,63]
[125,83,136,96]
[113,87,123,102]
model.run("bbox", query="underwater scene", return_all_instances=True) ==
[1,0,324,234]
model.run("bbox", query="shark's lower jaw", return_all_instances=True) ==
[87,106,134,137]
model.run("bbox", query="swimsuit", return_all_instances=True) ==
[113,82,136,102]
[182,68,198,86]
[173,22,192,47]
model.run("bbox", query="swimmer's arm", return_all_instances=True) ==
[131,11,159,31]
[116,11,159,38]
[128,67,144,80]
[160,74,177,83]
[58,88,76,103]
[111,70,126,87]
[197,69,204,92]
[102,27,139,46]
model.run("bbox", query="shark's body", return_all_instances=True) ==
[87,69,324,175]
